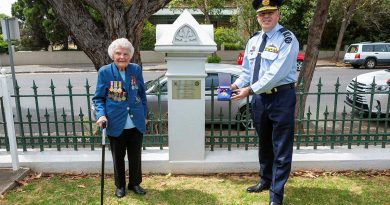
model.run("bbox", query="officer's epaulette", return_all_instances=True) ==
[250,31,261,39]
[278,27,293,44]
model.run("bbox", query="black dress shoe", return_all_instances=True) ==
[129,185,146,195]
[246,181,270,193]
[115,187,125,198]
[269,202,281,205]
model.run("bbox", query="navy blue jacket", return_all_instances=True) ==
[93,63,148,136]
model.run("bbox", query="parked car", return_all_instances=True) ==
[236,51,305,71]
[345,69,390,115]
[145,63,253,129]
[343,42,390,69]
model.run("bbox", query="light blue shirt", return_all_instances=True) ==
[120,71,136,129]
[234,23,299,94]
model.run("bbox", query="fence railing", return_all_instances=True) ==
[0,76,389,151]
[0,79,168,151]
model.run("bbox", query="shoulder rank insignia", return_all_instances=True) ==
[278,27,293,44]
[284,37,292,44]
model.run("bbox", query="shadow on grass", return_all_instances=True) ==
[285,186,363,205]
[129,188,218,205]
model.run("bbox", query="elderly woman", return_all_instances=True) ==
[93,38,148,198]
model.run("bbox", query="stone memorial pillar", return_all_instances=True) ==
[155,10,217,161]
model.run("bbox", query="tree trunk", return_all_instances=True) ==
[332,0,360,62]
[295,0,332,129]
[198,1,211,24]
[45,0,170,70]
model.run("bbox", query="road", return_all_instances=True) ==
[7,66,383,118]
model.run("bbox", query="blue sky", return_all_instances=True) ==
[0,0,17,16]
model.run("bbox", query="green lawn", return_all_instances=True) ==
[1,171,389,205]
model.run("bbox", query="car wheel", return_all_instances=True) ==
[364,58,376,69]
[237,105,254,130]
[297,60,303,71]
[351,64,361,68]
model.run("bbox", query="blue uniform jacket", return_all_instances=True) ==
[93,63,148,136]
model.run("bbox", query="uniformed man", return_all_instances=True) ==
[230,0,299,204]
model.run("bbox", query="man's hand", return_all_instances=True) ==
[231,87,250,101]
[230,84,238,91]
[96,116,107,128]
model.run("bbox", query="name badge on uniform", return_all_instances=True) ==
[264,43,279,53]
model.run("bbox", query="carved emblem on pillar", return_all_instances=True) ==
[173,25,198,44]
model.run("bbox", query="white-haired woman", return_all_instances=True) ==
[93,38,148,198]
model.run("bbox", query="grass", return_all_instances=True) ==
[1,171,389,205]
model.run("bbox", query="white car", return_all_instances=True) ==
[343,42,390,69]
[345,69,390,114]
[145,63,253,129]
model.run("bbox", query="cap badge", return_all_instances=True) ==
[262,0,270,6]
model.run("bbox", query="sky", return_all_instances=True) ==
[0,0,17,16]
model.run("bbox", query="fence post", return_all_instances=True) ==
[0,68,19,171]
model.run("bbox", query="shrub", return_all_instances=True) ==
[214,27,245,50]
[0,35,8,54]
[223,42,244,50]
[140,21,156,51]
[207,54,221,63]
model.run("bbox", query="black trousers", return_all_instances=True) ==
[251,88,296,204]
[109,128,143,188]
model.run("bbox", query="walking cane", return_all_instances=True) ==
[100,121,107,205]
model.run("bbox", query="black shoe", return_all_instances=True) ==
[246,181,270,193]
[129,185,146,195]
[115,187,125,198]
[270,202,281,205]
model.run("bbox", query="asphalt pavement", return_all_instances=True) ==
[0,60,339,74]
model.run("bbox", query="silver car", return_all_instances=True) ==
[145,63,253,129]
[345,69,390,115]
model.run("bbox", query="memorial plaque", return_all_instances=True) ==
[172,80,201,99]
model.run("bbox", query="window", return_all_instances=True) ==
[205,73,219,90]
[374,44,387,52]
[386,45,390,52]
[362,45,374,52]
[205,73,238,91]
[347,45,358,53]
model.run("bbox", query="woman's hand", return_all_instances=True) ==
[96,116,107,128]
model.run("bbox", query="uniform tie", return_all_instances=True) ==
[252,33,268,84]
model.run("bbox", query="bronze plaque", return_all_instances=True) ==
[172,80,201,99]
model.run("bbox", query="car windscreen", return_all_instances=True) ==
[145,73,165,90]
[347,45,358,53]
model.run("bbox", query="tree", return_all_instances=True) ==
[331,0,390,61]
[12,0,52,50]
[45,0,170,70]
[296,0,331,124]
[331,0,360,62]
[231,0,257,37]
[169,0,227,24]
